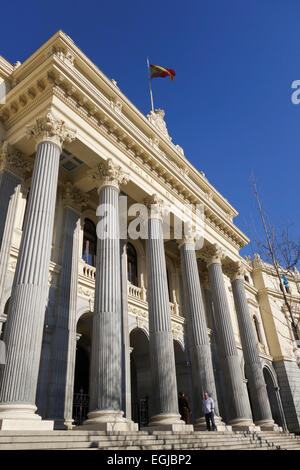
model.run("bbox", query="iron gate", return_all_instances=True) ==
[72,388,89,425]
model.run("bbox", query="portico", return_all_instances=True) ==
[0,30,293,433]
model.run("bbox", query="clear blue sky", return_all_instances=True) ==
[1,0,299,258]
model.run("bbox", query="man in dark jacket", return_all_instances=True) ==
[178,392,191,424]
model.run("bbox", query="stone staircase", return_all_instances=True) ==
[0,430,299,450]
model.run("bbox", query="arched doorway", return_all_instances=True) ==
[263,366,285,428]
[130,328,151,428]
[73,312,93,425]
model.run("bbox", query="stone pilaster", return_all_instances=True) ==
[178,237,226,430]
[0,112,76,430]
[204,244,257,431]
[0,143,32,318]
[229,261,278,431]
[81,158,137,431]
[47,184,88,429]
[145,195,192,431]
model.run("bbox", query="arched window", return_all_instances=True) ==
[82,219,97,267]
[253,315,262,343]
[127,242,138,286]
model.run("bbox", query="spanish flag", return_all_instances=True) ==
[150,64,176,81]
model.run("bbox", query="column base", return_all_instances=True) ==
[64,419,75,430]
[78,410,138,431]
[229,418,260,432]
[146,413,193,432]
[0,404,53,430]
[53,418,70,430]
[254,420,280,432]
[194,415,232,432]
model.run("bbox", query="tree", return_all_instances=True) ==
[250,175,300,339]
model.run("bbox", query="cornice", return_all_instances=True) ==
[257,286,300,305]
[0,56,14,80]
[0,31,249,249]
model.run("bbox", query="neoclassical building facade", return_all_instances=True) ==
[0,31,299,433]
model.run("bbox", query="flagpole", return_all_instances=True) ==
[147,57,154,112]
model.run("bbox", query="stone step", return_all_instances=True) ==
[0,434,158,443]
[0,430,298,451]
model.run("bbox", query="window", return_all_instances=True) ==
[253,315,262,343]
[127,243,138,286]
[82,219,97,267]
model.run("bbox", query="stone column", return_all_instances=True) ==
[0,112,76,430]
[0,143,32,321]
[120,238,132,420]
[178,236,226,430]
[81,158,137,431]
[145,195,192,431]
[229,261,277,431]
[201,275,230,423]
[205,244,257,431]
[47,183,88,429]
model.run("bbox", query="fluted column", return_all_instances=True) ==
[230,262,277,430]
[145,195,192,431]
[81,158,137,431]
[0,112,76,430]
[0,143,32,321]
[120,239,132,419]
[205,244,257,431]
[47,184,88,429]
[178,236,226,430]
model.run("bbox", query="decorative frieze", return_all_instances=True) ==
[62,182,88,212]
[0,141,32,178]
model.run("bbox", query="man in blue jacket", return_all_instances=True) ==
[203,392,217,431]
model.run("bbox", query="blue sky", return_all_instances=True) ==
[1,0,299,259]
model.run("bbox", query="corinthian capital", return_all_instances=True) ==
[177,222,197,249]
[62,182,89,212]
[0,141,32,178]
[223,260,247,282]
[201,243,225,267]
[143,193,169,220]
[26,111,76,149]
[88,158,130,192]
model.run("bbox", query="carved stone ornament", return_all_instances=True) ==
[26,111,76,149]
[49,46,75,67]
[201,243,225,267]
[224,260,247,282]
[0,141,32,178]
[62,182,88,212]
[252,253,263,269]
[177,222,199,249]
[88,158,130,192]
[143,193,169,220]
[147,109,172,141]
